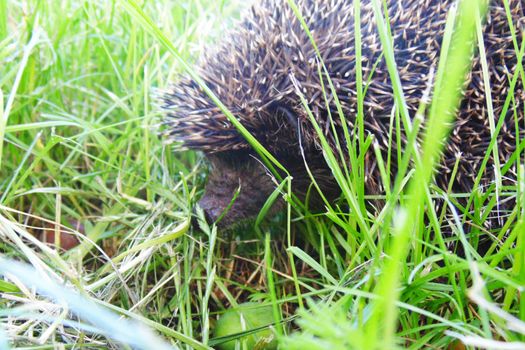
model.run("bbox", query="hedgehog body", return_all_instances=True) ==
[164,0,525,229]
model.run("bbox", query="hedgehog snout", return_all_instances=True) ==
[197,181,240,227]
[196,155,278,227]
[198,194,225,224]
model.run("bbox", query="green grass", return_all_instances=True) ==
[0,0,524,349]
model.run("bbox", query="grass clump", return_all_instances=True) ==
[0,0,524,349]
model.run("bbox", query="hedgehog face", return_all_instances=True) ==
[191,105,334,227]
[197,144,339,228]
[198,152,282,227]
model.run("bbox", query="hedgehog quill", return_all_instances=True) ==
[163,0,525,230]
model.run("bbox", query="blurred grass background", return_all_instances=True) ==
[0,0,523,349]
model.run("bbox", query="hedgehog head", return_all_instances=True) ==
[197,151,281,227]
[163,91,335,226]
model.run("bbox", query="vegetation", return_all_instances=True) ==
[0,0,523,349]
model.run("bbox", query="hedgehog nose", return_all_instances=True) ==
[197,196,222,226]
[202,207,218,225]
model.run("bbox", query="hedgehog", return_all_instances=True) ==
[163,0,525,231]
